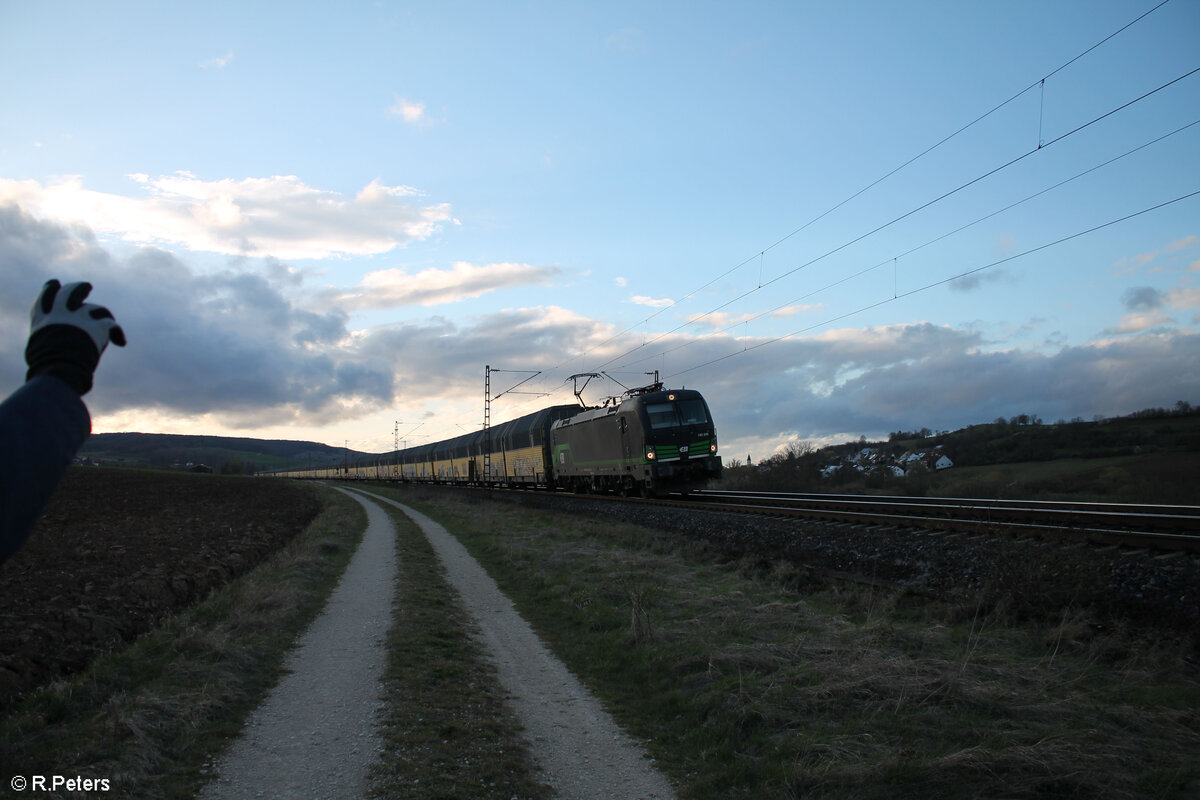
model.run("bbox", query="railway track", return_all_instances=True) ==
[351,479,1200,555]
[358,481,1200,626]
[666,490,1200,554]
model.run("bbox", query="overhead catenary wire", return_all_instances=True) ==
[421,1,1189,437]
[610,117,1200,372]
[666,188,1200,380]
[548,0,1178,380]
[588,64,1200,375]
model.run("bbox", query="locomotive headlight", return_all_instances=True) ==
[710,436,718,454]
[646,446,656,460]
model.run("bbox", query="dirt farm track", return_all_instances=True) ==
[0,468,320,704]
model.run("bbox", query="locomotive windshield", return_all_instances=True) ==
[645,398,709,430]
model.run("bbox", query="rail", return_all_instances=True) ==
[672,490,1200,554]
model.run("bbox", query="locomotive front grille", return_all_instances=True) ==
[651,439,711,462]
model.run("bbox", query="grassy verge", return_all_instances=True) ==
[376,485,1200,800]
[905,451,1200,502]
[0,485,363,800]
[365,496,551,799]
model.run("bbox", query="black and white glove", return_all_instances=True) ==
[25,280,126,396]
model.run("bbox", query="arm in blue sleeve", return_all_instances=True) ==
[0,376,91,566]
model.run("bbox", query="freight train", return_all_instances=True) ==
[271,383,722,496]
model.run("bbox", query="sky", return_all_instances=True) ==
[1,0,1198,462]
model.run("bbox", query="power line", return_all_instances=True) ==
[1043,0,1172,82]
[610,117,1200,371]
[667,188,1200,380]
[899,190,1200,298]
[588,64,1199,375]
[550,0,1177,378]
[414,2,1190,429]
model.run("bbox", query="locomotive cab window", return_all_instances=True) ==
[646,399,709,430]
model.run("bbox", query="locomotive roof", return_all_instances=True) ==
[555,403,618,427]
[552,388,706,429]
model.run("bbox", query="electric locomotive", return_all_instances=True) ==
[551,385,721,496]
[265,382,722,496]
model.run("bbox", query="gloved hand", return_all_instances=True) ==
[24,280,126,396]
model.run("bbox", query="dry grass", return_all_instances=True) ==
[10,480,1192,798]
[390,485,1200,800]
[0,486,363,799]
[366,500,551,799]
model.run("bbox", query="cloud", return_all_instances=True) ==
[359,305,616,393]
[1121,286,1164,311]
[1166,235,1200,254]
[630,295,672,309]
[3,204,1196,454]
[1113,251,1158,276]
[324,261,559,310]
[685,310,758,330]
[388,96,430,125]
[0,205,593,432]
[200,50,234,69]
[1166,287,1200,310]
[0,174,452,260]
[770,303,822,318]
[948,269,1006,293]
[1107,272,1200,334]
[1114,234,1200,275]
[0,204,384,425]
[1105,311,1175,335]
[683,323,1200,451]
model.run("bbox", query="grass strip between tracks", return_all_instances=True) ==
[367,483,1200,800]
[0,484,363,799]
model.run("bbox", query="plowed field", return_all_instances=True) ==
[0,468,320,706]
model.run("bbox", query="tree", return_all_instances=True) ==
[783,441,815,461]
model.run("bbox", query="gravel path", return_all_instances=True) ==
[200,487,675,799]
[356,488,677,800]
[198,488,396,800]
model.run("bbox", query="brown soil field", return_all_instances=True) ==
[0,468,320,706]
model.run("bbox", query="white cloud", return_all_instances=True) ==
[1114,234,1200,276]
[327,261,559,310]
[0,204,379,424]
[200,50,234,69]
[4,206,1197,454]
[1105,311,1175,335]
[685,310,757,330]
[690,323,1200,448]
[630,295,672,308]
[770,303,821,318]
[1167,287,1200,309]
[0,174,452,259]
[388,96,430,125]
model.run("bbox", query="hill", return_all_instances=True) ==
[721,402,1200,504]
[79,401,1200,501]
[77,432,364,474]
